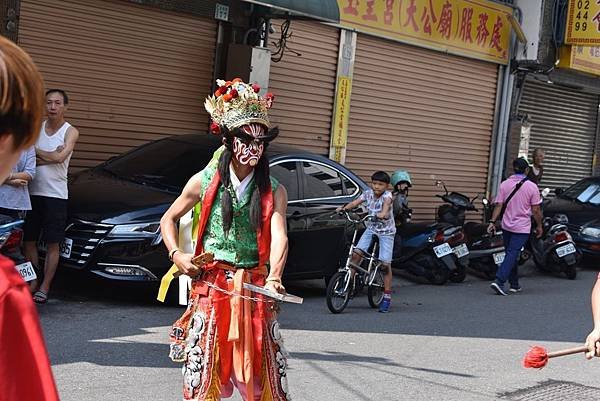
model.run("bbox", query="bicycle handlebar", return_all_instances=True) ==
[337,210,380,224]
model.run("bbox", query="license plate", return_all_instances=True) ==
[493,252,505,265]
[15,261,37,282]
[433,243,453,258]
[60,238,73,258]
[40,237,73,258]
[452,243,469,258]
[556,243,576,258]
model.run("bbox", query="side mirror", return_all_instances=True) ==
[482,198,489,206]
[555,187,564,196]
[541,188,551,198]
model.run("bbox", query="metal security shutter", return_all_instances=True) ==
[268,20,339,155]
[19,0,216,171]
[345,34,498,221]
[520,79,599,189]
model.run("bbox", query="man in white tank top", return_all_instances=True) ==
[24,89,80,304]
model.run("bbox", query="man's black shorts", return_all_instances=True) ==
[24,196,68,244]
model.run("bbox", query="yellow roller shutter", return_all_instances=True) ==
[19,0,216,171]
[268,20,339,155]
[346,34,498,221]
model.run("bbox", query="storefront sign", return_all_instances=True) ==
[565,0,600,45]
[331,76,352,163]
[559,45,600,76]
[337,0,512,64]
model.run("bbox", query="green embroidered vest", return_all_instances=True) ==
[199,168,279,267]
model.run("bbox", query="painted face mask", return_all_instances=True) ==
[232,124,266,167]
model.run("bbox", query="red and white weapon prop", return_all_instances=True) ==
[523,345,589,369]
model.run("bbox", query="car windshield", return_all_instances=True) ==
[561,179,600,206]
[100,137,215,190]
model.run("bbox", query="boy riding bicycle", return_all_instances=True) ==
[337,171,396,313]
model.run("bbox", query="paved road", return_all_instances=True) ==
[39,264,600,401]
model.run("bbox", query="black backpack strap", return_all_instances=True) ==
[499,177,528,220]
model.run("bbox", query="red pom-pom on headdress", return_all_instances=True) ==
[210,122,221,135]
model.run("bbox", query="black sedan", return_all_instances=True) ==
[544,176,600,261]
[61,134,368,294]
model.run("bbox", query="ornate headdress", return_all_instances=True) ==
[204,78,275,135]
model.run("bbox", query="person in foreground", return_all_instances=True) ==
[0,35,60,401]
[160,78,290,400]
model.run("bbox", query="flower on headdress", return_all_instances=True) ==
[225,81,232,87]
[214,86,227,97]
[210,122,221,135]
[230,89,239,99]
[232,78,242,83]
[252,84,261,93]
[223,93,233,102]
[264,92,275,109]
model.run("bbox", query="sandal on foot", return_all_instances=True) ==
[33,291,48,304]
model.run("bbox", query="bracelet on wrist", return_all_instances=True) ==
[168,248,180,262]
[266,277,282,283]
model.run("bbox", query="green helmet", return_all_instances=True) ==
[391,170,412,188]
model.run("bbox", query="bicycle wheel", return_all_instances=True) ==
[367,269,385,308]
[326,271,351,314]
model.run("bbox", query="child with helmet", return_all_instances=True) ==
[391,170,413,226]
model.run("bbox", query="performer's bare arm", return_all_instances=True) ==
[160,173,203,276]
[265,185,288,294]
[586,278,600,359]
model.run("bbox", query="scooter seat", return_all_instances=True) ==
[464,222,489,239]
[397,222,438,237]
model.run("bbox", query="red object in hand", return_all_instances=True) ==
[523,346,549,369]
[523,344,589,369]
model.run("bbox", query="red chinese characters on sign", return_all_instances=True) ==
[404,0,419,32]
[489,15,503,52]
[593,1,600,32]
[384,0,394,25]
[343,0,359,16]
[457,7,474,43]
[420,1,437,35]
[362,0,378,21]
[476,13,490,46]
[436,1,453,39]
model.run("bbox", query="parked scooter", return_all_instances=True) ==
[391,181,470,285]
[434,179,526,280]
[521,188,581,279]
[0,214,38,284]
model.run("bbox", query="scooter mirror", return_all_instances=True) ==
[541,188,551,198]
[482,198,489,205]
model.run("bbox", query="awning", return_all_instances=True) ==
[242,0,340,23]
